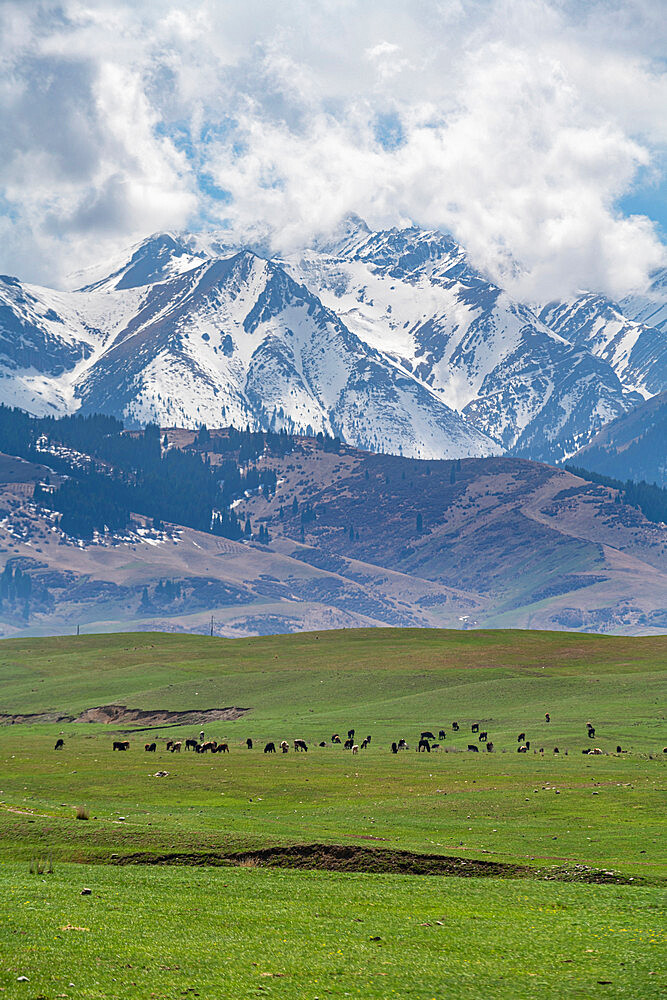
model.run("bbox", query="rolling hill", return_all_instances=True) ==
[0,424,664,639]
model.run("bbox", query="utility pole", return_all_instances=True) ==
[76,624,80,636]
[209,616,214,637]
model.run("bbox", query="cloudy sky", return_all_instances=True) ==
[1,0,666,299]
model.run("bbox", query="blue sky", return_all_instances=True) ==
[0,0,665,299]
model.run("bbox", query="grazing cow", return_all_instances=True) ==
[200,741,216,753]
[525,741,530,749]
[452,722,459,731]
[344,738,354,750]
[113,741,129,751]
[348,729,355,740]
[218,743,229,753]
[145,742,157,752]
[294,739,308,752]
[588,727,596,739]
[517,733,526,743]
[264,742,276,754]
[365,735,372,744]
[319,741,327,747]
[166,740,174,752]
[517,745,528,753]
[280,741,289,753]
[54,738,64,750]
[467,744,479,752]
[545,713,550,722]
[438,730,446,740]
[332,734,341,744]
[430,743,440,750]
[418,739,431,753]
[391,742,398,754]
[479,731,488,742]
[486,741,494,752]
[170,741,182,753]
[246,738,253,750]
[352,744,359,755]
[589,748,603,755]
[397,738,408,750]
[185,739,198,751]
[616,746,622,754]
[421,731,435,740]
[471,723,479,734]
[554,747,559,754]
[361,739,369,749]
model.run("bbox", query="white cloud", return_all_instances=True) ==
[0,0,664,298]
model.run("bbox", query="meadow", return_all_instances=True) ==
[0,628,665,998]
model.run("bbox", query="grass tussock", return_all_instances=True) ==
[75,804,89,821]
[28,856,53,875]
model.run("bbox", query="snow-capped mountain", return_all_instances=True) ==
[283,222,642,460]
[539,293,667,399]
[0,220,662,463]
[75,250,495,458]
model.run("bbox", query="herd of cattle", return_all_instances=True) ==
[51,717,661,755]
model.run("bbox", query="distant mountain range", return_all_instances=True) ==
[1,220,665,463]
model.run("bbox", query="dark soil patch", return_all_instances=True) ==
[107,842,636,883]
[0,704,249,727]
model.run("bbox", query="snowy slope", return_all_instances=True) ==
[75,251,498,459]
[539,293,667,398]
[283,223,640,460]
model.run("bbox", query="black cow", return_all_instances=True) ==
[319,741,327,747]
[113,741,129,751]
[348,729,355,740]
[145,742,157,752]
[616,746,622,754]
[185,739,198,751]
[397,738,408,750]
[54,738,64,750]
[217,743,229,753]
[361,739,369,749]
[471,723,479,733]
[467,744,479,752]
[391,741,398,753]
[451,722,459,731]
[438,730,446,740]
[344,738,354,750]
[545,713,550,722]
[517,733,526,743]
[478,731,488,742]
[553,747,559,753]
[421,731,435,740]
[486,741,494,752]
[588,727,596,739]
[417,739,430,752]
[264,742,276,753]
[332,734,341,743]
[294,739,308,752]
[246,738,253,750]
[365,735,372,744]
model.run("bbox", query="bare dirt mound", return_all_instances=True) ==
[108,843,635,884]
[73,704,249,727]
[0,705,248,727]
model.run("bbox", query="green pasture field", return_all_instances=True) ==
[0,628,665,998]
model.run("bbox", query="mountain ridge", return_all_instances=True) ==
[0,221,664,463]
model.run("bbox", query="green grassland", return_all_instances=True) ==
[0,628,665,998]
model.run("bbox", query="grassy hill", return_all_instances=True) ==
[1,427,666,638]
[0,628,665,999]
